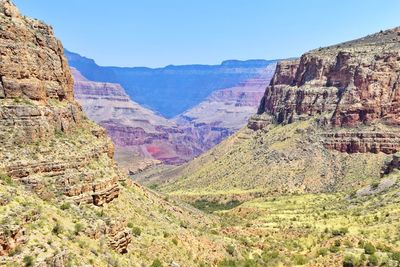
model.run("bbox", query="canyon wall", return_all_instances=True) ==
[251,27,400,154]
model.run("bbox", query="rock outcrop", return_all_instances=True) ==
[251,27,400,154]
[0,0,121,206]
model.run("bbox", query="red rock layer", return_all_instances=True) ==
[251,27,400,154]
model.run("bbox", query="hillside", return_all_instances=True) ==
[157,27,400,201]
[65,49,277,118]
[0,1,239,266]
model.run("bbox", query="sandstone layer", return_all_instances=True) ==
[251,27,400,154]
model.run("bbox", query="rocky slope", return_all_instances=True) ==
[0,1,239,265]
[66,49,277,118]
[157,27,400,200]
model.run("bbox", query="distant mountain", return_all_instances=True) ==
[65,49,277,118]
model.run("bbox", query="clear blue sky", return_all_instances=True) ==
[13,0,400,68]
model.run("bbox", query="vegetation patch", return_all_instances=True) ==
[191,199,242,213]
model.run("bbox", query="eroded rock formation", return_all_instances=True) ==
[0,0,121,206]
[251,27,400,154]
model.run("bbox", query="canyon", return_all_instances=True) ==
[157,27,400,200]
[71,59,277,169]
[2,0,400,266]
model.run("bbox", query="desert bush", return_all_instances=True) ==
[226,244,235,256]
[316,248,328,257]
[342,254,360,267]
[23,256,34,267]
[0,172,13,185]
[150,259,163,267]
[52,222,63,236]
[74,223,84,235]
[391,251,400,261]
[329,244,340,253]
[332,227,348,236]
[368,254,379,266]
[292,254,307,265]
[131,226,141,237]
[60,203,71,210]
[364,242,376,255]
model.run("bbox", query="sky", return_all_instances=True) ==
[13,0,400,68]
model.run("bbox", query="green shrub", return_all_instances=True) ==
[226,244,235,255]
[150,259,163,267]
[52,222,63,236]
[163,231,170,238]
[364,242,376,255]
[60,203,71,210]
[317,248,328,257]
[74,223,84,235]
[23,256,34,267]
[262,250,279,262]
[217,259,237,267]
[392,251,400,261]
[368,254,379,266]
[191,199,242,213]
[131,226,141,237]
[343,254,360,267]
[172,238,178,246]
[329,245,340,253]
[0,172,13,185]
[332,227,348,236]
[292,254,307,265]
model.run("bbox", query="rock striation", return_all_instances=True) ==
[0,0,121,206]
[251,27,400,154]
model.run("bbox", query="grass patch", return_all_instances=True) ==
[191,199,242,213]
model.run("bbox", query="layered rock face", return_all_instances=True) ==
[72,65,276,168]
[251,28,400,154]
[0,0,122,206]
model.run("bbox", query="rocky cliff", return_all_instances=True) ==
[0,0,121,206]
[251,27,400,153]
[0,1,238,265]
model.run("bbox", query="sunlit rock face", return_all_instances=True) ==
[251,27,400,154]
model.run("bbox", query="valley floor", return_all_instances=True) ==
[175,172,400,266]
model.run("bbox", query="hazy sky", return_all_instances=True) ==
[13,0,400,67]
